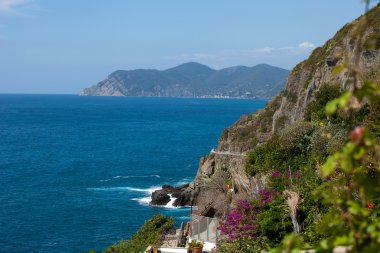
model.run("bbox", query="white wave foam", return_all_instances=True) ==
[164,194,177,209]
[100,175,160,182]
[124,186,161,194]
[87,186,161,193]
[89,184,191,210]
[131,197,151,206]
[131,193,183,209]
[114,175,160,179]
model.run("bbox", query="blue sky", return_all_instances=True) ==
[0,0,376,94]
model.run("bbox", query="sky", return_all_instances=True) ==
[0,0,377,94]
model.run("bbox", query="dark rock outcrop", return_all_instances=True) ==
[150,184,192,206]
[150,190,171,206]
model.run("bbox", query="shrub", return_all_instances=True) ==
[256,196,293,245]
[326,128,347,154]
[102,214,174,253]
[279,121,314,153]
[188,240,204,249]
[246,121,313,177]
[217,236,270,253]
[310,124,347,158]
[304,83,343,122]
[245,137,287,176]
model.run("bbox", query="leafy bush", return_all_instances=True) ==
[325,128,347,154]
[310,124,347,158]
[188,240,204,249]
[102,214,174,253]
[246,121,313,176]
[245,137,287,176]
[279,121,314,153]
[364,101,380,136]
[304,83,343,122]
[217,236,270,253]
[256,195,294,245]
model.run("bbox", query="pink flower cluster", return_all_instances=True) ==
[258,189,273,207]
[218,199,257,241]
[271,170,282,177]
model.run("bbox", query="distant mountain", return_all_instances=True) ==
[80,62,289,99]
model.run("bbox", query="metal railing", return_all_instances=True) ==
[189,214,219,243]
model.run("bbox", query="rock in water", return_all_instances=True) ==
[150,190,171,206]
[150,184,192,206]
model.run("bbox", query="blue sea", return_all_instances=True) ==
[0,95,266,253]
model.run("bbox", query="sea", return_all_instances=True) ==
[0,94,266,253]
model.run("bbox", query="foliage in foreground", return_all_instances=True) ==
[102,214,174,253]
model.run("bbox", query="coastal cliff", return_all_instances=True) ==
[151,4,380,217]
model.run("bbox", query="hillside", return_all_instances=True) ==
[186,0,380,207]
[80,62,289,99]
[150,3,380,251]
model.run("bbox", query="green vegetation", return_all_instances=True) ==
[273,115,288,132]
[304,83,343,122]
[233,125,257,144]
[218,3,380,252]
[282,90,297,103]
[102,214,174,253]
[258,94,283,133]
[188,240,204,249]
[246,121,313,176]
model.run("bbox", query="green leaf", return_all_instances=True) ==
[353,147,365,160]
[343,142,356,154]
[337,92,352,109]
[320,239,329,250]
[348,200,361,215]
[322,156,337,177]
[325,99,339,115]
[325,92,352,115]
[355,81,380,102]
[340,156,353,172]
[334,235,349,245]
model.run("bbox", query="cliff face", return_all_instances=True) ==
[184,4,380,215]
[81,62,289,99]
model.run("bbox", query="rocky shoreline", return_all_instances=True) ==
[150,184,194,207]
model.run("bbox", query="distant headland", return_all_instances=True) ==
[80,62,289,99]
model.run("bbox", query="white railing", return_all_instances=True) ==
[190,215,219,243]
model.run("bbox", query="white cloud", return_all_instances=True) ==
[164,41,317,69]
[0,0,33,15]
[169,41,317,62]
[249,41,316,55]
[298,41,316,49]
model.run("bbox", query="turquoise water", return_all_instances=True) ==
[0,95,266,253]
